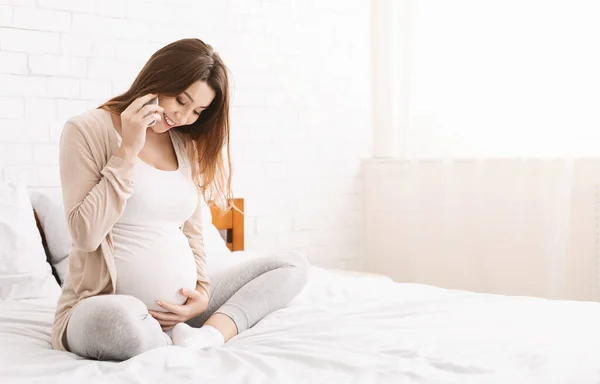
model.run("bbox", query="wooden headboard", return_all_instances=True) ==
[34,197,244,252]
[210,198,245,251]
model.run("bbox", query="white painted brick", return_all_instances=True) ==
[278,230,329,249]
[229,106,269,132]
[13,7,71,32]
[94,0,125,18]
[124,1,172,22]
[110,60,145,86]
[0,28,60,53]
[0,5,12,27]
[315,0,353,12]
[336,239,364,259]
[242,15,265,34]
[244,235,279,253]
[244,215,257,236]
[330,226,363,248]
[344,258,366,272]
[36,165,60,186]
[0,143,32,166]
[85,100,103,111]
[0,0,370,268]
[265,162,287,180]
[316,177,358,196]
[28,54,86,78]
[0,119,26,142]
[71,13,100,35]
[239,32,278,55]
[0,97,23,118]
[103,18,148,40]
[263,2,297,35]
[114,40,162,61]
[218,11,243,33]
[0,51,27,74]
[144,22,183,44]
[293,214,338,231]
[0,0,35,5]
[80,79,111,100]
[0,75,46,97]
[32,143,58,165]
[316,259,350,270]
[228,0,261,15]
[246,194,292,216]
[91,38,115,58]
[37,0,95,13]
[1,165,38,186]
[46,77,79,98]
[330,193,362,212]
[25,98,57,123]
[57,99,87,123]
[60,34,93,57]
[256,216,293,234]
[344,204,364,224]
[48,121,64,142]
[317,160,362,178]
[155,0,200,7]
[23,120,52,142]
[297,246,332,262]
[87,58,118,79]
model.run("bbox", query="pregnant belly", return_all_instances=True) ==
[113,227,198,312]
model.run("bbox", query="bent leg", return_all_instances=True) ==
[187,250,309,333]
[66,294,171,361]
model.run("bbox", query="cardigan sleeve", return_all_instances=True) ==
[182,193,211,298]
[59,121,136,252]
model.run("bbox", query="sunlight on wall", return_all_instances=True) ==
[387,0,600,158]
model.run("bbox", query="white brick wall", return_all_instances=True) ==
[0,0,371,271]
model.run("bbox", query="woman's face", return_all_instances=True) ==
[152,80,216,134]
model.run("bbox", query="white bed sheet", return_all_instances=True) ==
[2,265,600,384]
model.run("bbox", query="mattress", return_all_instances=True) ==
[1,265,600,384]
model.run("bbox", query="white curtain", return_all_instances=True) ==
[405,0,600,158]
[368,1,600,299]
[365,158,600,300]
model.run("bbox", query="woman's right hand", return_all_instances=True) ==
[118,94,164,159]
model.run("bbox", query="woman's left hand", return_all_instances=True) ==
[149,288,209,330]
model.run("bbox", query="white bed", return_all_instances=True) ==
[2,260,600,384]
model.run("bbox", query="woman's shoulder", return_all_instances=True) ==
[65,108,112,134]
[61,108,117,156]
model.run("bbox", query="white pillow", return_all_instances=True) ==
[0,181,61,300]
[29,189,70,284]
[30,189,233,283]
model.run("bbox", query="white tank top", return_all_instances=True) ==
[112,129,198,312]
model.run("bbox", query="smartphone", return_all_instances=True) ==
[144,96,159,127]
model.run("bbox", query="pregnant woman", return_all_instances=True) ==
[51,38,308,361]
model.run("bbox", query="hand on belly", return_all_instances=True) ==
[148,287,210,330]
[143,278,197,312]
[114,247,198,312]
[112,226,198,312]
[115,266,197,312]
[146,288,189,312]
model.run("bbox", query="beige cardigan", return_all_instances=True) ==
[51,108,210,352]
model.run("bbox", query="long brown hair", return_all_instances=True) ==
[100,38,233,210]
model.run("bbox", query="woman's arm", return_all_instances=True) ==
[60,94,162,252]
[59,121,136,252]
[182,196,211,299]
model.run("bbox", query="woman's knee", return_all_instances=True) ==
[280,250,309,269]
[66,295,157,361]
[278,250,309,285]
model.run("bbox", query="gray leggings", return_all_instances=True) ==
[65,251,308,361]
